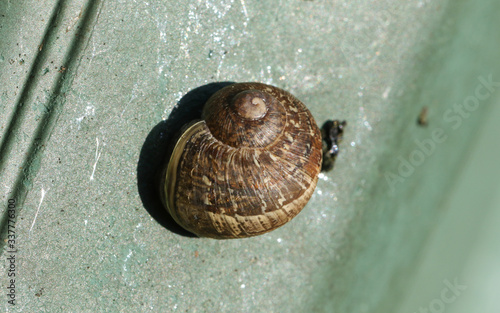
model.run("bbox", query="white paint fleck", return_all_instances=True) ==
[240,284,246,289]
[75,105,95,129]
[350,141,356,147]
[363,120,373,131]
[90,137,102,181]
[122,249,133,272]
[277,238,282,243]
[29,187,47,235]
[240,0,249,20]
[382,86,392,99]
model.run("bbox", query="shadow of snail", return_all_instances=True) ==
[138,82,345,239]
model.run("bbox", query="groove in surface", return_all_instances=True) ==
[0,0,103,252]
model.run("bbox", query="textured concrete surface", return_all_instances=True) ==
[1,0,499,312]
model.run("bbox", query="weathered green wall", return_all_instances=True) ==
[1,0,499,312]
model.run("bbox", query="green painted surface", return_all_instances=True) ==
[1,0,499,312]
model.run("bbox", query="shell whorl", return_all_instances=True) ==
[164,82,322,239]
[203,83,287,148]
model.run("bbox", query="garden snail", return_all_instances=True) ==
[160,82,345,239]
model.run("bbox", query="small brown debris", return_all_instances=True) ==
[35,288,44,297]
[417,106,428,126]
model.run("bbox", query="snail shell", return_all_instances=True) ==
[160,82,322,239]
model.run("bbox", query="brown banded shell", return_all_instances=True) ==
[161,82,322,239]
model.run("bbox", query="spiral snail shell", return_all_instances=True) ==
[160,82,323,239]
